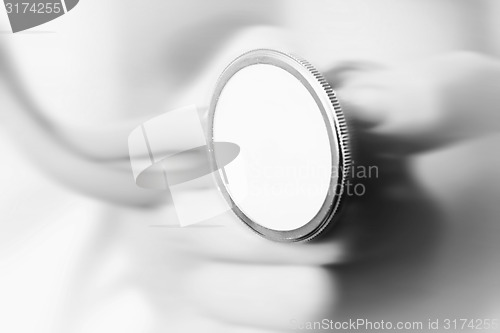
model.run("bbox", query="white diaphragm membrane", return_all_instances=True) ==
[212,64,333,231]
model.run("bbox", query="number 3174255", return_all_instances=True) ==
[5,2,62,14]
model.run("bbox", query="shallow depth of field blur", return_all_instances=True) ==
[1,1,500,332]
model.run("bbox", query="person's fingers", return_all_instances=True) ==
[183,261,336,330]
[323,61,387,90]
[324,62,390,130]
[158,212,349,266]
[328,53,500,156]
[331,64,441,155]
[336,83,390,130]
[166,155,439,329]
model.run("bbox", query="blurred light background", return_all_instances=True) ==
[1,1,500,332]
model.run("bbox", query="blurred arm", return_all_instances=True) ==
[0,58,168,207]
[0,23,293,207]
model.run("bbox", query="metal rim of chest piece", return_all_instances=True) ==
[207,49,351,243]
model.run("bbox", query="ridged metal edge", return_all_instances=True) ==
[286,52,352,242]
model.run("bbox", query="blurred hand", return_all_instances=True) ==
[166,52,500,332]
[331,52,500,154]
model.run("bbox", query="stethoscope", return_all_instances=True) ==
[129,49,350,242]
